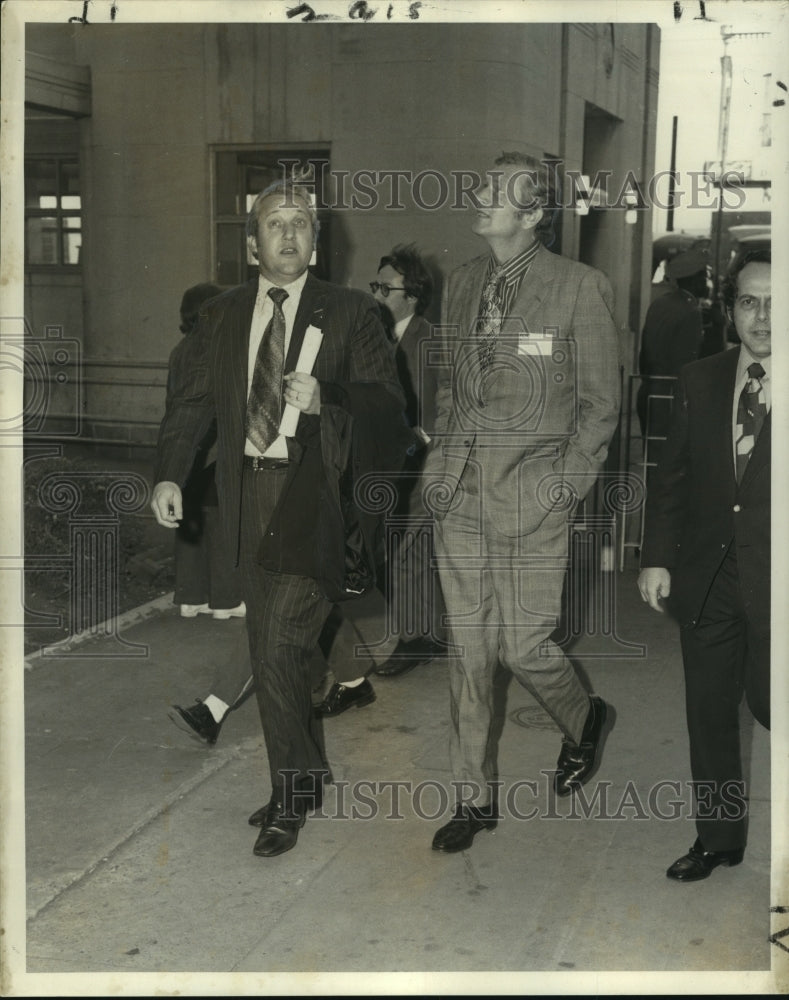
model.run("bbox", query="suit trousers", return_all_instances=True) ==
[434,460,590,801]
[209,585,395,707]
[239,465,333,792]
[679,542,770,852]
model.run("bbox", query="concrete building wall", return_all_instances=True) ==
[25,20,658,448]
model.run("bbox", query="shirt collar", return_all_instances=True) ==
[489,239,540,284]
[256,268,309,305]
[737,343,771,381]
[393,313,414,341]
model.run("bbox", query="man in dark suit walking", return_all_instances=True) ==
[152,179,405,857]
[638,249,771,881]
[424,151,621,852]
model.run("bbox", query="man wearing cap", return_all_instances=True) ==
[638,249,771,881]
[637,248,709,453]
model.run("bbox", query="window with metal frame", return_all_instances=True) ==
[25,156,82,268]
[212,146,331,286]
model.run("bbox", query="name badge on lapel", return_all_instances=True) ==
[518,326,558,358]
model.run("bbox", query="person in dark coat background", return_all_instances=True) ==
[315,243,450,717]
[167,282,245,621]
[638,249,771,882]
[636,248,709,460]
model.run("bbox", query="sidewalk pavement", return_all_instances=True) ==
[14,561,783,994]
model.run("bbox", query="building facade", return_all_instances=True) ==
[24,20,660,450]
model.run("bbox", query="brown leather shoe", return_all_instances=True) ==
[431,804,497,853]
[666,838,744,881]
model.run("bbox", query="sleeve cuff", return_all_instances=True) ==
[319,380,350,409]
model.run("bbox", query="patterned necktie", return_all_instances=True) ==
[735,361,767,482]
[476,265,505,371]
[245,286,288,453]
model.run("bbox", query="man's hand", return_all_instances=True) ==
[151,481,183,528]
[637,567,672,613]
[283,372,321,415]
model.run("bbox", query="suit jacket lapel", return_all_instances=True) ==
[226,279,258,420]
[712,346,740,485]
[511,244,551,333]
[742,410,771,487]
[398,314,422,365]
[455,258,488,341]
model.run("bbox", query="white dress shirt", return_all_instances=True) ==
[392,313,413,343]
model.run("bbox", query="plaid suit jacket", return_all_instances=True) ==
[426,244,621,536]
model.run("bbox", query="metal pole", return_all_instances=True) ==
[667,115,678,232]
[712,45,733,299]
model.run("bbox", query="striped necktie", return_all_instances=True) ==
[245,286,288,454]
[734,361,766,482]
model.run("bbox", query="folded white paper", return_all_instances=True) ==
[278,324,324,437]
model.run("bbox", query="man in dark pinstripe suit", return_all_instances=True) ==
[152,179,406,857]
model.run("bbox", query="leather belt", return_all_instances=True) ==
[243,455,290,471]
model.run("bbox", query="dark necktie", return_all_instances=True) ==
[476,265,505,372]
[735,361,767,482]
[245,286,288,454]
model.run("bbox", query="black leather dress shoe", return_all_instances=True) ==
[248,802,270,828]
[168,701,222,745]
[666,838,744,882]
[252,800,306,858]
[431,804,497,853]
[314,679,376,717]
[374,637,440,677]
[249,776,326,827]
[554,695,613,797]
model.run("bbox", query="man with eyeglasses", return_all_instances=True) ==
[314,244,449,714]
[638,249,771,881]
[372,246,448,671]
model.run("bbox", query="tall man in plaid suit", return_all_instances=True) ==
[425,152,621,852]
[152,179,405,858]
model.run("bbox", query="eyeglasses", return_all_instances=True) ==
[369,281,406,298]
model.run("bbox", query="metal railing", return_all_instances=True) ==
[618,373,677,570]
[24,357,168,448]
